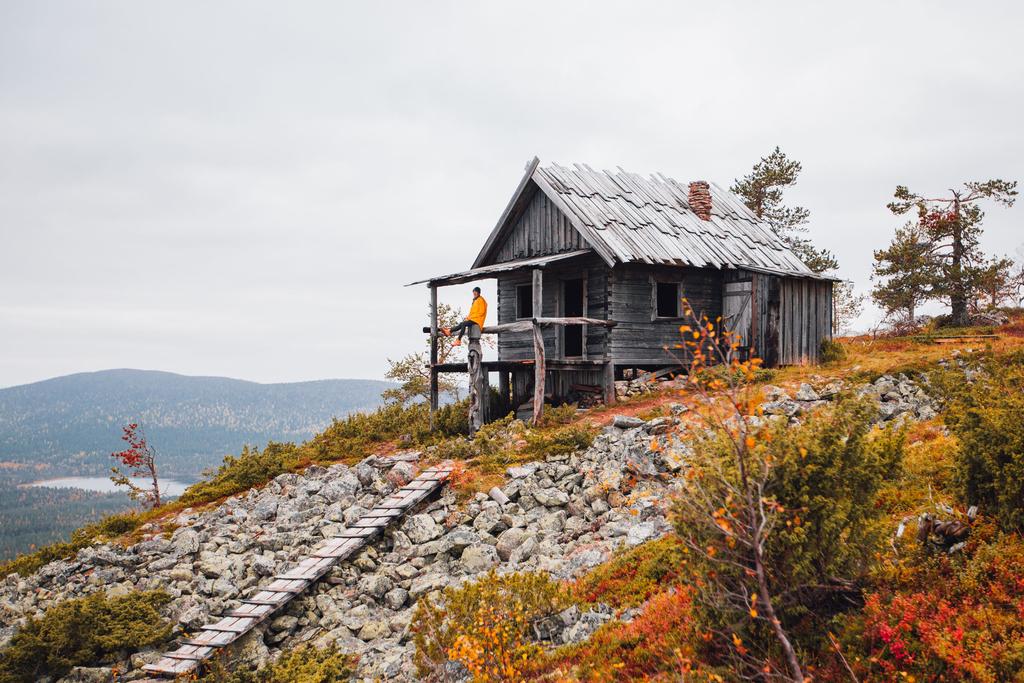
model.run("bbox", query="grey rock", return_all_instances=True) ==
[440,527,480,554]
[763,399,800,417]
[409,573,450,598]
[626,522,658,546]
[506,464,538,479]
[612,415,645,430]
[509,535,537,564]
[562,610,612,644]
[461,545,499,573]
[472,507,506,534]
[252,498,279,521]
[321,474,361,500]
[358,619,391,641]
[358,574,394,599]
[270,615,299,633]
[495,528,529,561]
[387,461,416,487]
[171,528,200,555]
[539,511,567,533]
[402,514,442,544]
[795,383,820,401]
[384,587,409,610]
[532,488,570,507]
[643,417,672,434]
[197,553,232,578]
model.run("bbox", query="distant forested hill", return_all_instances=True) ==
[0,369,394,483]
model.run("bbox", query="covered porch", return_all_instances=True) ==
[408,250,616,431]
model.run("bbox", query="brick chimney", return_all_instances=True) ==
[688,181,713,221]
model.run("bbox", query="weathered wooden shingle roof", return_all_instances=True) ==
[474,158,822,278]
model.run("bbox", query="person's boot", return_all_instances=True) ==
[452,338,462,346]
[440,327,452,337]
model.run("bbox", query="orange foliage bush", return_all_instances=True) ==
[834,528,1024,682]
[534,588,719,682]
[570,535,686,609]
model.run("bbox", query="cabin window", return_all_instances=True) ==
[516,284,533,319]
[655,281,680,318]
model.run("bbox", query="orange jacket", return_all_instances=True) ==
[468,296,487,329]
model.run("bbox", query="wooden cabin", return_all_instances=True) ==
[412,158,834,424]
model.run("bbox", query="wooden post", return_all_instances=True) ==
[532,322,545,425]
[532,268,543,319]
[468,335,483,433]
[429,285,438,430]
[602,360,616,405]
[498,370,510,417]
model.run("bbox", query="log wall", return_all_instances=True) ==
[496,254,609,362]
[606,263,722,365]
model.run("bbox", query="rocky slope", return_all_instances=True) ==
[0,374,938,682]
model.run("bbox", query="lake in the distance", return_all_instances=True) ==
[27,476,191,496]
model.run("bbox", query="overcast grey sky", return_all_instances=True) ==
[2,1,1022,388]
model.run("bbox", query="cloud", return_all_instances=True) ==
[1,0,1022,386]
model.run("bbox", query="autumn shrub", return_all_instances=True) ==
[765,398,905,606]
[820,338,847,363]
[411,570,569,681]
[304,400,433,457]
[432,398,471,436]
[697,362,776,386]
[199,644,356,683]
[941,358,1024,531]
[539,402,580,426]
[834,528,1024,682]
[876,427,956,514]
[180,441,297,505]
[0,590,172,683]
[534,588,710,682]
[673,397,905,662]
[572,535,687,609]
[523,422,597,457]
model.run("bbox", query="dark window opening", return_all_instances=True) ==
[516,284,533,319]
[656,282,680,318]
[563,278,584,357]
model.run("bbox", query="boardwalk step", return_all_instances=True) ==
[141,460,452,678]
[161,651,208,661]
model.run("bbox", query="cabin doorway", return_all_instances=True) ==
[562,277,585,358]
[723,281,753,348]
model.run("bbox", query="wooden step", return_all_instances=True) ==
[138,461,452,678]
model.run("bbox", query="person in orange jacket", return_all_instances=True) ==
[441,286,487,346]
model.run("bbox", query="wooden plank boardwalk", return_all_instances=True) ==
[141,462,453,679]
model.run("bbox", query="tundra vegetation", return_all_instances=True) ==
[0,590,172,683]
[3,156,1024,680]
[3,311,1024,681]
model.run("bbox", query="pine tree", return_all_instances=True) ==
[887,180,1017,326]
[871,222,935,327]
[832,280,865,335]
[973,255,1021,310]
[383,303,466,405]
[731,147,838,273]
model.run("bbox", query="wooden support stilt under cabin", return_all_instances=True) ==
[532,321,545,425]
[423,308,617,432]
[602,360,616,405]
[429,285,439,430]
[467,330,484,432]
[498,370,510,416]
